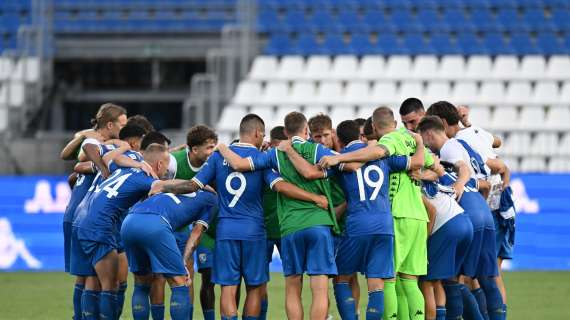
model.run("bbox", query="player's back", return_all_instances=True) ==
[64,173,96,223]
[129,191,217,231]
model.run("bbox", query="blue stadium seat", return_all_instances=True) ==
[417,9,449,32]
[408,0,439,8]
[537,32,566,54]
[310,10,340,32]
[470,8,502,32]
[284,10,308,32]
[403,33,436,54]
[444,9,475,32]
[338,10,367,33]
[430,33,462,55]
[350,33,377,54]
[376,33,408,54]
[389,9,422,32]
[483,33,515,54]
[457,32,487,54]
[296,33,321,55]
[362,10,394,32]
[258,9,281,33]
[551,10,570,32]
[497,8,529,32]
[265,33,295,55]
[510,32,542,54]
[323,34,349,54]
[524,9,556,32]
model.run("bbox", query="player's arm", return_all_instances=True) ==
[183,223,207,264]
[60,135,84,161]
[278,140,328,180]
[422,196,437,236]
[486,158,510,189]
[408,132,425,170]
[272,180,329,210]
[216,143,254,172]
[74,161,95,174]
[101,140,130,167]
[319,144,389,168]
[452,161,471,201]
[151,179,202,195]
[335,202,347,221]
[83,143,110,178]
[67,172,79,189]
[477,179,491,199]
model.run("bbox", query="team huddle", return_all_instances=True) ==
[60,98,515,320]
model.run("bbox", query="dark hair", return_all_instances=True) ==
[336,120,360,146]
[119,124,146,140]
[372,106,395,129]
[239,114,265,135]
[270,126,287,141]
[363,117,375,139]
[308,114,333,133]
[141,131,171,150]
[399,97,425,116]
[417,115,446,133]
[186,125,218,148]
[426,101,461,126]
[354,118,366,127]
[127,115,155,133]
[284,111,307,136]
[91,103,127,129]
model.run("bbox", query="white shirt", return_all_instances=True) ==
[456,126,496,160]
[440,138,476,178]
[428,191,464,234]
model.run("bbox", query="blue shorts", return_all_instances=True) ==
[492,212,515,260]
[174,227,191,255]
[121,214,186,277]
[79,238,115,269]
[336,234,394,279]
[461,227,499,278]
[63,221,72,273]
[281,226,337,277]
[196,245,214,271]
[424,214,473,281]
[70,226,96,276]
[116,233,125,254]
[266,239,281,263]
[213,239,269,286]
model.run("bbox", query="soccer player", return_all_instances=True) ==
[141,131,172,151]
[417,115,505,320]
[122,190,217,320]
[319,107,434,320]
[76,144,171,319]
[332,120,426,320]
[399,98,426,132]
[362,117,377,144]
[152,114,330,320]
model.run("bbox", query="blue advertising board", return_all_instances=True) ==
[0,174,568,271]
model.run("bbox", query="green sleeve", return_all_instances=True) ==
[424,148,435,168]
[378,135,397,155]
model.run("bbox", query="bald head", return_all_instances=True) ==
[143,143,170,179]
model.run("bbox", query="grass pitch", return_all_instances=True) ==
[0,271,567,319]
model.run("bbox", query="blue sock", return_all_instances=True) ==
[366,289,384,320]
[117,282,128,318]
[221,316,238,320]
[334,282,357,320]
[444,283,462,320]
[478,278,506,320]
[151,304,165,320]
[260,298,268,320]
[472,288,489,320]
[100,290,117,320]
[436,306,446,320]
[170,286,191,320]
[73,284,84,320]
[460,284,484,320]
[132,284,151,320]
[203,309,215,320]
[81,290,99,320]
[503,304,507,319]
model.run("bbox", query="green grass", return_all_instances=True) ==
[0,271,568,319]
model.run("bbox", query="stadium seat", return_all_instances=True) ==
[467,106,492,126]
[471,8,501,32]
[0,58,13,81]
[248,56,278,80]
[11,57,39,82]
[316,81,344,105]
[519,56,546,80]
[430,34,462,55]
[545,105,570,130]
[457,32,485,55]
[249,105,276,126]
[492,55,520,80]
[370,81,399,105]
[276,56,305,80]
[519,106,546,129]
[261,81,289,105]
[503,132,531,156]
[502,156,520,172]
[289,81,318,104]
[358,55,386,80]
[532,82,560,105]
[330,106,356,125]
[548,157,570,173]
[558,81,570,103]
[464,55,493,80]
[0,106,6,132]
[524,8,556,32]
[343,81,371,105]
[304,105,329,117]
[519,156,547,172]
[483,33,514,55]
[424,81,452,103]
[322,33,348,55]
[273,105,299,127]
[398,81,424,102]
[491,105,519,129]
[451,82,480,105]
[510,32,542,54]
[411,55,439,80]
[530,132,559,156]
[545,55,570,80]
[330,55,358,80]
[439,55,466,80]
[0,85,7,105]
[356,106,377,120]
[303,55,332,80]
[558,133,570,156]
[479,82,506,105]
[384,56,413,80]
[265,34,295,55]
[296,34,321,55]
[218,106,248,131]
[505,81,533,105]
[8,81,24,107]
[232,81,263,106]
[536,32,565,54]
[497,8,528,32]
[376,34,407,55]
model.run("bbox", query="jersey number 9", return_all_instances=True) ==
[225,172,246,208]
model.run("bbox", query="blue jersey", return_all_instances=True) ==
[78,168,155,245]
[456,139,489,178]
[337,141,409,236]
[72,172,105,227]
[192,143,282,241]
[63,173,95,223]
[129,191,217,231]
[100,144,144,172]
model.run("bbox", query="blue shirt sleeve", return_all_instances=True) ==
[386,155,410,173]
[193,152,218,188]
[137,173,157,192]
[250,148,278,171]
[196,192,217,227]
[263,169,284,190]
[315,144,338,177]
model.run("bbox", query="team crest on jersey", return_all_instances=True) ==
[199,253,208,263]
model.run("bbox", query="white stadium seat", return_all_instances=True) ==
[303,105,329,117]
[273,105,300,127]
[384,56,412,80]
[503,132,531,156]
[559,81,570,103]
[316,81,344,105]
[303,55,332,80]
[451,81,479,105]
[505,81,533,105]
[356,106,377,119]
[358,55,385,80]
[519,106,545,129]
[479,82,505,105]
[439,55,466,79]
[530,132,558,156]
[12,57,40,82]
[343,81,371,105]
[548,157,570,173]
[249,105,275,126]
[502,156,520,172]
[0,85,7,105]
[261,81,289,105]
[558,133,570,156]
[519,56,546,80]
[217,105,247,131]
[289,81,318,104]
[424,81,451,104]
[532,82,560,105]
[546,55,570,80]
[9,81,24,107]
[468,106,492,126]
[330,106,356,125]
[398,81,424,102]
[0,106,7,132]
[248,56,278,80]
[232,81,263,105]
[492,106,519,130]
[520,156,546,172]
[465,55,493,80]
[331,55,359,80]
[545,105,570,130]
[277,56,305,80]
[493,55,520,80]
[370,81,399,105]
[0,58,14,81]
[411,55,439,80]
